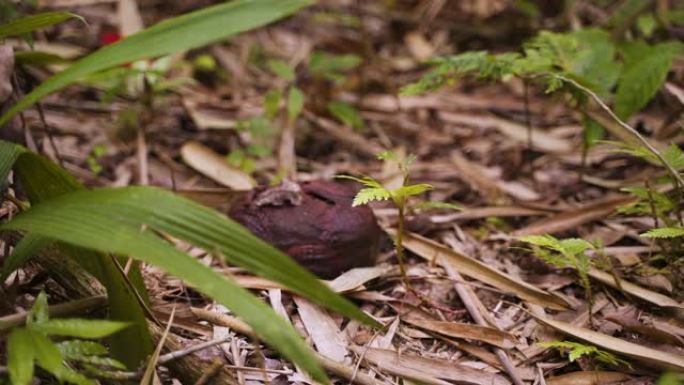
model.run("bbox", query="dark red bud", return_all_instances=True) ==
[229,180,382,278]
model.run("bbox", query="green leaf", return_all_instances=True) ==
[267,59,295,81]
[287,86,304,121]
[30,330,63,374]
[8,329,35,385]
[352,187,392,206]
[411,201,462,211]
[518,234,561,250]
[582,114,605,148]
[0,0,313,125]
[327,101,364,131]
[56,340,108,357]
[1,187,378,383]
[607,0,650,30]
[28,291,50,325]
[0,140,26,183]
[31,319,129,339]
[263,90,282,119]
[393,183,433,199]
[12,148,152,368]
[0,12,82,39]
[1,233,52,281]
[309,52,362,81]
[615,42,680,119]
[336,175,384,189]
[641,227,684,238]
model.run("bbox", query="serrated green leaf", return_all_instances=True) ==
[352,187,392,206]
[641,227,684,238]
[287,86,304,121]
[0,0,313,125]
[31,319,129,339]
[518,234,561,249]
[0,12,82,39]
[8,329,35,385]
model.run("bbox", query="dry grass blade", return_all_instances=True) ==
[546,371,632,385]
[180,141,255,190]
[513,196,636,236]
[396,230,570,310]
[141,306,176,385]
[532,315,684,371]
[353,347,511,385]
[403,317,516,349]
[588,268,684,309]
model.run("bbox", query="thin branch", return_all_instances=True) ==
[555,74,684,187]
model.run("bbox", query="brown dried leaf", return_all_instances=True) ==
[533,316,684,371]
[397,230,570,310]
[354,347,511,385]
[403,317,516,349]
[588,268,683,309]
[180,141,255,190]
[546,371,632,385]
[513,196,636,236]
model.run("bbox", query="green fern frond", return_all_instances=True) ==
[352,187,391,206]
[541,340,629,367]
[641,227,684,238]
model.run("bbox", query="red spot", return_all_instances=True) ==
[100,31,122,46]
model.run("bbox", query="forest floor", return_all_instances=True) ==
[3,1,684,385]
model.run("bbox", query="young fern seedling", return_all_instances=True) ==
[340,151,433,285]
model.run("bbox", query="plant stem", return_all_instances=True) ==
[396,201,408,285]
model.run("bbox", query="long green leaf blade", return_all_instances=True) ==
[2,202,330,383]
[9,147,153,368]
[0,0,312,125]
[0,12,81,39]
[8,329,35,385]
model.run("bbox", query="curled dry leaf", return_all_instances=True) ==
[532,315,684,371]
[180,141,255,190]
[513,195,636,236]
[546,371,632,385]
[395,230,570,310]
[352,346,511,385]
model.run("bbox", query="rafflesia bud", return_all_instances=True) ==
[229,180,382,279]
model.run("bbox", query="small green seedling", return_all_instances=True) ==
[340,151,433,285]
[541,340,629,368]
[6,292,129,385]
[518,235,596,320]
